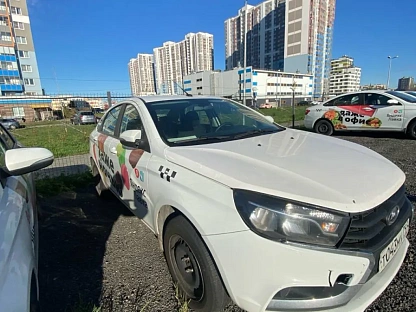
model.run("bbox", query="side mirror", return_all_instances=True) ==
[264,116,274,123]
[4,147,54,176]
[387,99,399,105]
[120,130,142,148]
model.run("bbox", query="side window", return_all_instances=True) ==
[101,105,122,136]
[120,104,143,134]
[364,94,391,105]
[332,94,360,106]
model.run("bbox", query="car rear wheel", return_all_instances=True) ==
[407,120,416,139]
[314,119,334,136]
[163,215,230,312]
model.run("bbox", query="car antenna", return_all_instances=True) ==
[175,82,192,97]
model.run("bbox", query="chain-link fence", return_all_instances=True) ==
[34,153,90,180]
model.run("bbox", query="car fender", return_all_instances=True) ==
[151,161,248,238]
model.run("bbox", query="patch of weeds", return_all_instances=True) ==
[175,284,190,312]
[36,172,95,197]
[67,295,101,312]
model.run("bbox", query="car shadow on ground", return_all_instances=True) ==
[37,185,133,311]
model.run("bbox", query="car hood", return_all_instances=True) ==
[164,129,405,213]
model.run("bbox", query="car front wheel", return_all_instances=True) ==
[314,119,334,136]
[163,214,230,312]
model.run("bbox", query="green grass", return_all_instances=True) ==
[13,123,96,158]
[36,172,95,198]
[259,106,307,124]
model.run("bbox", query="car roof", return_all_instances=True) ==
[133,95,225,104]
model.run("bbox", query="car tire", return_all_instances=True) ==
[163,214,230,312]
[406,120,416,139]
[314,119,334,136]
[30,276,40,312]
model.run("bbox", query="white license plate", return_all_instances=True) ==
[378,219,410,273]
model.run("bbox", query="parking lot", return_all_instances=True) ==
[38,132,416,312]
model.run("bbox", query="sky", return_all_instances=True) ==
[28,0,416,95]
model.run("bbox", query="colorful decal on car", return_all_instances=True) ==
[129,149,144,168]
[366,117,382,128]
[338,105,376,117]
[97,141,123,197]
[134,168,140,178]
[323,110,346,130]
[139,170,145,182]
[387,110,403,122]
[158,165,177,182]
[322,106,388,129]
[116,143,130,190]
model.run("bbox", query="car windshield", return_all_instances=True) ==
[386,91,416,103]
[145,98,284,146]
[81,112,94,116]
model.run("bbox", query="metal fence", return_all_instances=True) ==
[33,153,90,180]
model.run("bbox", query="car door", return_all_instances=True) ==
[117,103,153,226]
[361,93,405,131]
[322,93,363,130]
[0,125,37,311]
[91,104,124,198]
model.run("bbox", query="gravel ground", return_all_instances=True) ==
[38,132,416,312]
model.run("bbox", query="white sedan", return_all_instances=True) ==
[304,90,416,138]
[0,125,54,312]
[90,96,413,312]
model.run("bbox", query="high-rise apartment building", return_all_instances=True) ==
[398,77,414,91]
[128,54,156,96]
[0,0,42,95]
[153,32,214,95]
[154,41,184,95]
[224,0,336,98]
[329,56,361,96]
[128,58,139,95]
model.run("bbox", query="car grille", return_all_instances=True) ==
[340,185,407,250]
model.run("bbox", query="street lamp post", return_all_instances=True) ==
[387,56,399,90]
[290,77,297,128]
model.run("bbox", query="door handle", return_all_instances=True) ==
[110,147,117,154]
[363,107,373,111]
[92,137,97,142]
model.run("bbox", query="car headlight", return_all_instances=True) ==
[234,190,351,247]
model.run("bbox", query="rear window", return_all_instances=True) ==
[81,112,94,116]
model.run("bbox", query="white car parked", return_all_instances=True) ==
[0,124,54,312]
[90,96,414,312]
[304,90,416,138]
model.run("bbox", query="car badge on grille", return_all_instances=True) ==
[386,205,400,226]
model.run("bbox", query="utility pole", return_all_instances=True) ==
[243,0,248,106]
[387,56,398,90]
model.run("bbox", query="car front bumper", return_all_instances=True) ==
[204,219,410,312]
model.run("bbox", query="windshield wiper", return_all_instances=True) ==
[232,129,278,139]
[173,135,231,144]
